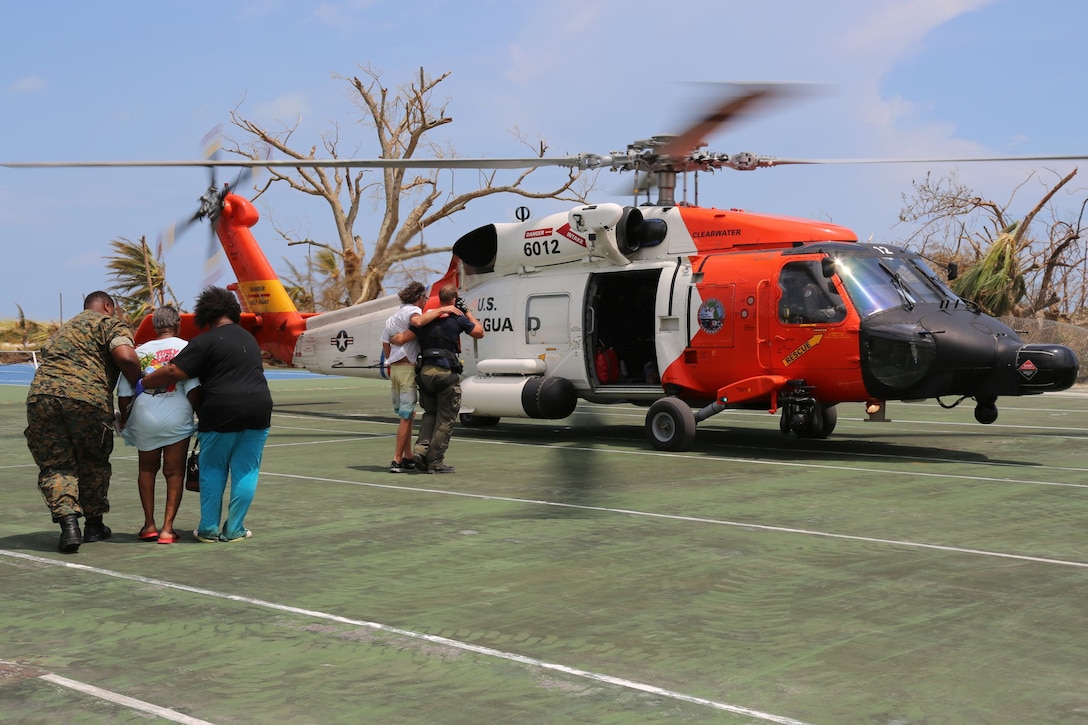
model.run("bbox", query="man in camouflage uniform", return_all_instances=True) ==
[25,291,143,553]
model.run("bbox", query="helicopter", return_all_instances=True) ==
[5,85,1080,451]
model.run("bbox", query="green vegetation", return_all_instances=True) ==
[0,315,55,351]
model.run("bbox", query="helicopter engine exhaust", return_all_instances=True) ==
[452,205,668,278]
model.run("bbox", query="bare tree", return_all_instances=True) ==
[227,66,590,305]
[897,169,1088,321]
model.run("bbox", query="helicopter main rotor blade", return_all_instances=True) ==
[656,83,809,160]
[762,154,1088,166]
[0,156,591,170]
[7,152,1088,174]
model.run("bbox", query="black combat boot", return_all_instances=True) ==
[82,516,112,543]
[58,514,82,554]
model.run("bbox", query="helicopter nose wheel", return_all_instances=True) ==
[646,397,697,451]
[973,396,999,424]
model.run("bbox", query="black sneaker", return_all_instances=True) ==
[389,460,408,473]
[412,452,427,472]
[400,458,416,471]
[426,464,456,475]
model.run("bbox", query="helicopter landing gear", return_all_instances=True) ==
[778,382,838,439]
[973,396,998,424]
[645,397,696,451]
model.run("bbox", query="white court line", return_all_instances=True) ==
[568,398,1088,432]
[696,438,1088,474]
[576,405,1088,435]
[264,471,1088,570]
[269,414,1088,484]
[0,551,812,725]
[33,671,215,724]
[402,437,1088,490]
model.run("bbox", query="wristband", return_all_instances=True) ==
[134,378,146,396]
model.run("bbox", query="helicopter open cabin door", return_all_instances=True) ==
[586,269,663,388]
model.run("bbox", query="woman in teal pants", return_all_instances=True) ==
[137,286,273,542]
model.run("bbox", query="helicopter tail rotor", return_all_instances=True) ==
[157,125,246,284]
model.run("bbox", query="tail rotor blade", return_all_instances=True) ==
[158,209,202,256]
[201,124,223,192]
[202,225,224,286]
[228,165,253,193]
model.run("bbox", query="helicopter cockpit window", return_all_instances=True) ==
[778,261,846,325]
[834,253,961,318]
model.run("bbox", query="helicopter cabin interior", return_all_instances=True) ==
[777,260,847,325]
[586,270,662,387]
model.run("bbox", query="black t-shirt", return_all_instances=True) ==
[413,313,475,369]
[170,323,273,432]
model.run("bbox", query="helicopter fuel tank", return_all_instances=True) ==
[460,373,578,419]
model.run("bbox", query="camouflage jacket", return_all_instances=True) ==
[27,310,135,413]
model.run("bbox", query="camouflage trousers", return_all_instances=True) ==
[413,365,461,470]
[25,395,115,521]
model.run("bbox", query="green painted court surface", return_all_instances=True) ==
[2,376,1087,723]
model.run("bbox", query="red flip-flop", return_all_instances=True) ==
[157,531,179,545]
[138,527,159,542]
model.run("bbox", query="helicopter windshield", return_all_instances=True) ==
[834,252,961,318]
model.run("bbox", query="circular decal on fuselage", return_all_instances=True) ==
[697,298,725,334]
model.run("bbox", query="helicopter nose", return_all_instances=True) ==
[859,309,1080,400]
[1010,343,1080,392]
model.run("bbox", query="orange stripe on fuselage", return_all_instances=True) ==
[677,206,857,253]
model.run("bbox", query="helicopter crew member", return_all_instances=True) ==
[24,291,143,553]
[398,284,483,474]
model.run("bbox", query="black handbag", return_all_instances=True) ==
[185,442,200,492]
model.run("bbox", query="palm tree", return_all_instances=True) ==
[951,223,1027,316]
[16,303,28,346]
[105,236,180,322]
[280,246,350,312]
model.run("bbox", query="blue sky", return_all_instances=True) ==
[3,0,1087,321]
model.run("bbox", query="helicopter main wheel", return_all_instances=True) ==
[459,413,501,427]
[806,404,838,439]
[645,397,696,451]
[780,403,838,439]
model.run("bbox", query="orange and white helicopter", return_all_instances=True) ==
[7,86,1081,450]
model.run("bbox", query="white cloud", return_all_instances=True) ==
[253,93,312,125]
[9,76,47,93]
[502,0,619,85]
[788,0,1000,159]
[311,0,379,27]
[239,0,281,18]
[847,0,993,64]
